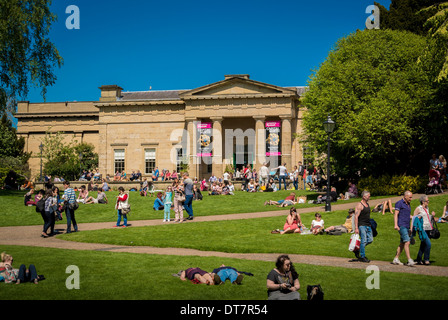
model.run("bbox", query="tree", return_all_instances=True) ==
[0,114,31,186]
[301,29,444,178]
[41,132,99,181]
[0,0,63,115]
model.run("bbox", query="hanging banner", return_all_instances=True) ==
[196,122,212,157]
[265,121,281,156]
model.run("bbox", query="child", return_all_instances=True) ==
[163,186,173,222]
[311,213,325,235]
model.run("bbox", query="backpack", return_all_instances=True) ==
[35,198,45,213]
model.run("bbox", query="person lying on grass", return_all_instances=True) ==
[179,268,214,285]
[264,193,297,207]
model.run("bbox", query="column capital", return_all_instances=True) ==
[253,115,266,121]
[210,116,224,122]
[279,114,292,120]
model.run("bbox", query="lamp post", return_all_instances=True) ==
[39,143,44,183]
[323,115,335,212]
[78,151,83,180]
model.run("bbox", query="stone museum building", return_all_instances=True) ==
[16,74,308,180]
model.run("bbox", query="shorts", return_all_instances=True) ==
[399,227,411,243]
[306,176,313,184]
[283,222,299,231]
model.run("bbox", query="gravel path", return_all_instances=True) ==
[1,194,447,277]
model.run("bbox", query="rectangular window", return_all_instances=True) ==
[114,149,125,173]
[176,148,183,173]
[145,148,156,174]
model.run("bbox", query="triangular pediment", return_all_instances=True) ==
[179,75,297,98]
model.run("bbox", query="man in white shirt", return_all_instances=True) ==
[259,163,269,186]
[274,163,288,190]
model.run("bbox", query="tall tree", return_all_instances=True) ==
[0,0,63,115]
[301,29,444,178]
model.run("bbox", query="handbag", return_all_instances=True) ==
[429,217,440,239]
[348,233,360,251]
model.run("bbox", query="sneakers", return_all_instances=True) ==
[392,257,404,265]
[233,274,244,285]
[406,259,415,267]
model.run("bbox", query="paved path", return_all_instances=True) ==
[1,194,448,277]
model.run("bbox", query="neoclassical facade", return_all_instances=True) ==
[16,74,307,180]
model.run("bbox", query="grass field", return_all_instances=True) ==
[1,189,448,301]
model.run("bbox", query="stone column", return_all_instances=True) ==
[211,116,223,176]
[280,115,292,171]
[185,117,198,179]
[253,115,266,169]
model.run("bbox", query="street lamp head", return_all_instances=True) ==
[323,114,335,134]
[39,142,44,152]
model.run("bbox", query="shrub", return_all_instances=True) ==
[358,175,427,196]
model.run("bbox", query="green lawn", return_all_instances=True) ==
[0,188,355,226]
[59,194,448,266]
[1,245,448,300]
[2,190,448,301]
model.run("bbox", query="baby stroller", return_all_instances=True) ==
[426,169,442,194]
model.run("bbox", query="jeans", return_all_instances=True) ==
[65,207,77,233]
[217,269,238,283]
[279,175,287,190]
[18,264,37,283]
[417,231,432,262]
[184,194,193,217]
[358,226,373,258]
[293,178,298,190]
[164,203,171,221]
[116,209,127,226]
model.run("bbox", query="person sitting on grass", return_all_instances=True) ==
[208,182,221,195]
[275,207,304,235]
[24,189,36,206]
[76,185,89,204]
[153,192,164,211]
[324,209,355,235]
[85,188,108,204]
[372,199,394,215]
[264,193,297,207]
[311,213,325,235]
[179,268,214,285]
[0,252,41,284]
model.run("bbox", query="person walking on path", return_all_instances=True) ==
[392,191,415,266]
[353,190,373,263]
[413,195,435,265]
[183,172,194,220]
[62,181,78,233]
[114,187,129,228]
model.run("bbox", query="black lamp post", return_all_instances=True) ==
[78,151,83,180]
[323,115,335,212]
[39,143,44,182]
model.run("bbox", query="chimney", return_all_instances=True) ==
[224,74,250,80]
[99,85,123,102]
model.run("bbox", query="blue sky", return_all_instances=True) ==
[26,0,391,103]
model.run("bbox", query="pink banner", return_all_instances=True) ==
[266,152,281,156]
[196,153,212,157]
[197,123,212,129]
[265,121,280,128]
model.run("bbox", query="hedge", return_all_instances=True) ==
[357,175,427,196]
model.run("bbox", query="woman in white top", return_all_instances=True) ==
[311,213,325,235]
[413,195,435,265]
